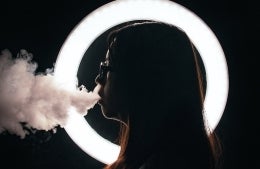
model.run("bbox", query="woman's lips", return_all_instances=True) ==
[93,84,101,94]
[98,98,104,106]
[93,84,103,104]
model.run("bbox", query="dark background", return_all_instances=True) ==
[0,0,257,169]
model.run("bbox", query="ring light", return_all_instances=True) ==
[54,0,229,165]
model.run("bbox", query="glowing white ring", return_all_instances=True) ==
[54,0,229,165]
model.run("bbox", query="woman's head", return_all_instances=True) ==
[97,21,202,120]
[95,21,220,169]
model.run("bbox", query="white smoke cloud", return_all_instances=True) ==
[0,49,100,138]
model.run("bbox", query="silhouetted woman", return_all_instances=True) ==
[95,21,221,169]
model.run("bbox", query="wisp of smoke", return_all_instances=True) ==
[0,49,100,138]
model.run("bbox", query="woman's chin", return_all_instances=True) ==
[99,104,110,118]
[101,108,116,120]
[98,101,118,120]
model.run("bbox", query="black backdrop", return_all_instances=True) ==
[0,1,257,169]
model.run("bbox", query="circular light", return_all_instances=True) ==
[54,0,229,165]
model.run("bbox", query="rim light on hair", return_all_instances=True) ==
[54,0,229,165]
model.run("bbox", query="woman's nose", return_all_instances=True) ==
[95,75,102,86]
[95,75,105,86]
[95,75,100,85]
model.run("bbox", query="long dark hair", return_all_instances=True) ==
[103,21,222,169]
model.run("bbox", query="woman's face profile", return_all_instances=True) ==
[95,50,127,120]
